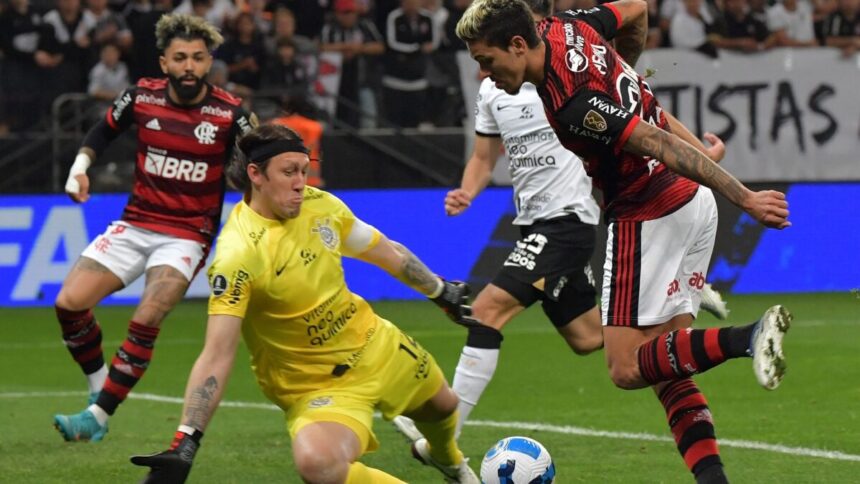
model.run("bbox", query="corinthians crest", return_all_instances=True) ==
[312,217,339,250]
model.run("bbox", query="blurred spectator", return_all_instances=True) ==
[265,7,315,60]
[661,0,718,46]
[82,0,132,55]
[320,0,384,128]
[270,95,325,186]
[217,12,267,91]
[0,0,44,131]
[670,0,720,56]
[124,0,172,80]
[207,58,254,102]
[37,0,92,108]
[262,37,316,98]
[88,42,127,101]
[174,0,235,29]
[812,0,839,42]
[443,0,471,52]
[645,0,663,49]
[382,0,436,128]
[241,0,272,34]
[768,0,819,46]
[748,0,770,24]
[713,0,776,51]
[266,0,325,39]
[822,0,860,55]
[421,0,452,126]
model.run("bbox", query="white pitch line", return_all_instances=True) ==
[5,391,860,463]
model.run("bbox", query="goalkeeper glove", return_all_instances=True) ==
[430,279,480,326]
[131,428,202,484]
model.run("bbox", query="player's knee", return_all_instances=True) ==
[570,336,602,356]
[293,445,349,483]
[608,363,641,390]
[55,290,90,312]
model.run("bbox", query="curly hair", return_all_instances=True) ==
[155,13,224,52]
[456,0,540,49]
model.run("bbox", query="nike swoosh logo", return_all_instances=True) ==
[496,104,511,111]
[275,264,286,276]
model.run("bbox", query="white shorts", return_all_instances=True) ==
[601,187,717,327]
[80,221,207,286]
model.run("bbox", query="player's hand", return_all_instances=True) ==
[444,189,472,216]
[431,279,478,325]
[65,173,91,203]
[742,190,791,229]
[131,433,199,484]
[702,132,725,163]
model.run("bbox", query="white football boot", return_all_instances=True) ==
[393,416,479,484]
[700,283,729,320]
[750,305,792,390]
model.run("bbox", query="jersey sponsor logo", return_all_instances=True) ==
[301,248,318,266]
[551,275,568,299]
[496,103,512,111]
[111,92,132,123]
[307,302,358,347]
[504,233,548,271]
[248,227,267,246]
[566,47,588,73]
[135,93,166,106]
[312,217,339,251]
[226,269,250,305]
[201,105,232,119]
[568,124,613,145]
[308,396,333,408]
[587,96,631,119]
[210,274,228,296]
[583,110,607,132]
[520,105,535,119]
[193,121,219,145]
[591,44,608,75]
[510,155,557,168]
[144,118,161,131]
[236,114,252,134]
[144,152,209,182]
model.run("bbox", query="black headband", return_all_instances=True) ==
[247,139,309,164]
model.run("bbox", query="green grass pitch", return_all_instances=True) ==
[1,292,858,483]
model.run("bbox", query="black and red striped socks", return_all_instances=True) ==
[56,306,105,377]
[659,379,724,481]
[637,325,755,384]
[97,321,160,415]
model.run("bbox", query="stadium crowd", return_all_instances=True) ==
[0,0,858,133]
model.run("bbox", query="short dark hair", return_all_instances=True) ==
[227,124,305,192]
[456,0,540,49]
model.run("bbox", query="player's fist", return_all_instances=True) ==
[65,173,90,203]
[131,432,199,484]
[742,190,790,229]
[445,189,472,216]
[702,132,725,163]
[431,279,478,325]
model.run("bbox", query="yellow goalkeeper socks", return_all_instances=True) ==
[415,410,463,467]
[345,462,405,483]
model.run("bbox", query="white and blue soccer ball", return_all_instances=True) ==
[479,436,556,484]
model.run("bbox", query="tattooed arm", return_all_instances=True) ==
[623,121,791,229]
[180,314,243,432]
[354,233,442,296]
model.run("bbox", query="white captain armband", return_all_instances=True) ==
[343,218,380,255]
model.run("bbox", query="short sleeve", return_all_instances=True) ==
[554,90,640,153]
[554,5,622,41]
[207,243,256,318]
[474,78,500,137]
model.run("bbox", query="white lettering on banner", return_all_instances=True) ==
[0,208,32,266]
[12,207,89,301]
[638,48,860,181]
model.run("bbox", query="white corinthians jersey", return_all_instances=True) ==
[475,78,600,226]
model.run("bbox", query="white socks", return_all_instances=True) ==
[88,404,109,426]
[87,365,107,395]
[452,346,500,438]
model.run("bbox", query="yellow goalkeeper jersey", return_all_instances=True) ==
[207,187,381,394]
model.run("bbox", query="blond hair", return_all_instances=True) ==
[155,13,224,52]
[456,0,539,48]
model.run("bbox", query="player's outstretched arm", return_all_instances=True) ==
[663,111,725,163]
[355,234,475,324]
[446,135,502,216]
[606,0,648,67]
[623,121,790,229]
[131,314,243,484]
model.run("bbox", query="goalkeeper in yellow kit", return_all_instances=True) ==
[130,124,480,483]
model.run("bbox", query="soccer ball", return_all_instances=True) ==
[479,436,556,483]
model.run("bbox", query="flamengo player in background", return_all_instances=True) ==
[457,1,792,482]
[130,124,479,484]
[53,13,256,442]
[393,0,731,442]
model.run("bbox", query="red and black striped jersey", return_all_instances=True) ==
[104,78,254,244]
[536,6,698,222]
